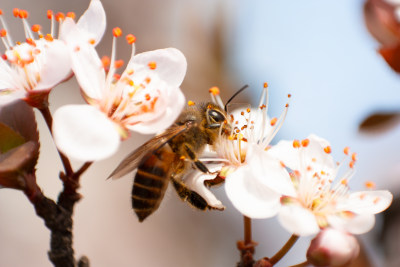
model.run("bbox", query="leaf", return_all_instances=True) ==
[0,122,25,153]
[359,111,400,133]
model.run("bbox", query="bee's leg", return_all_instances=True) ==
[204,176,225,187]
[171,177,211,211]
[183,144,215,174]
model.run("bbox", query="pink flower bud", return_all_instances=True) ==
[307,228,360,267]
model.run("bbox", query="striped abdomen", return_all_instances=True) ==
[132,145,179,222]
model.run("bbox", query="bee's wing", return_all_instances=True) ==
[108,124,190,179]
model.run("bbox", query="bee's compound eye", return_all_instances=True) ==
[208,109,225,123]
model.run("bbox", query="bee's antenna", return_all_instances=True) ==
[224,85,249,112]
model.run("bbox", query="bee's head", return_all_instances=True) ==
[205,103,231,135]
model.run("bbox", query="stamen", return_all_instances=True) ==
[18,10,28,19]
[365,181,376,189]
[13,8,19,17]
[47,10,53,19]
[126,34,136,44]
[293,140,301,148]
[101,55,110,68]
[301,139,310,147]
[31,24,41,33]
[112,27,122,37]
[55,12,65,22]
[148,61,157,70]
[270,117,277,126]
[343,146,350,155]
[324,146,331,154]
[66,12,76,20]
[114,59,124,69]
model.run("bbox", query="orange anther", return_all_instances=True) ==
[293,139,300,148]
[365,181,376,189]
[209,86,220,96]
[145,94,151,101]
[307,166,312,171]
[180,156,186,160]
[31,24,41,33]
[18,9,28,19]
[343,146,350,155]
[13,8,19,17]
[47,10,53,19]
[270,117,278,126]
[55,12,65,22]
[285,103,289,108]
[351,152,357,161]
[0,29,7,37]
[145,77,151,84]
[280,161,286,168]
[126,34,136,44]
[114,59,124,69]
[2,54,7,60]
[341,179,348,186]
[126,69,134,75]
[246,108,251,113]
[148,61,157,70]
[349,161,355,168]
[301,139,310,147]
[26,38,36,46]
[44,34,54,42]
[66,12,76,19]
[240,111,245,116]
[114,73,121,80]
[113,27,122,37]
[263,82,268,88]
[288,94,292,98]
[324,146,331,154]
[101,56,110,68]
[188,100,195,106]
[0,9,3,15]
[88,38,95,45]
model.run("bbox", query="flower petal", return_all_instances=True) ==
[126,86,185,134]
[76,0,106,45]
[328,213,376,235]
[225,165,281,218]
[183,163,225,210]
[60,18,106,99]
[53,105,120,161]
[127,48,187,88]
[336,190,393,214]
[247,144,296,197]
[35,40,72,90]
[278,205,320,236]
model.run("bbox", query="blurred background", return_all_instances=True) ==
[1,0,400,266]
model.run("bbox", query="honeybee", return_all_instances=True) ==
[108,102,232,222]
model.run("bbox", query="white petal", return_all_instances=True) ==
[183,163,225,210]
[268,140,301,171]
[60,18,105,99]
[328,213,376,235]
[53,105,120,161]
[0,90,26,106]
[77,0,106,45]
[0,59,18,90]
[127,48,187,88]
[126,87,185,134]
[278,205,320,236]
[337,190,393,214]
[247,144,296,197]
[35,40,72,90]
[225,165,281,218]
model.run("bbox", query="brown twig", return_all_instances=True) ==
[269,234,299,265]
[236,216,257,267]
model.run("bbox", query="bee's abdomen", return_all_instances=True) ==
[132,146,177,222]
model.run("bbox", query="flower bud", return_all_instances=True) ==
[306,228,360,267]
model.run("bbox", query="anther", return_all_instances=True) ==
[145,94,151,101]
[351,152,357,161]
[144,77,151,84]
[88,39,95,45]
[66,12,76,19]
[293,140,300,148]
[55,12,65,22]
[343,146,350,155]
[31,24,41,33]
[126,34,136,44]
[44,34,53,41]
[148,61,157,70]
[0,29,6,37]
[101,56,110,68]
[188,100,195,106]
[301,139,310,147]
[341,179,348,186]
[26,38,36,46]
[114,59,124,69]
[324,146,331,154]
[0,9,3,15]
[349,161,355,168]
[240,111,244,116]
[270,117,277,126]
[113,27,122,37]
[246,108,251,113]
[13,8,19,17]
[263,82,268,88]
[47,10,53,19]
[18,9,28,19]
[365,181,376,189]
[114,73,121,80]
[126,69,134,75]
[288,94,292,98]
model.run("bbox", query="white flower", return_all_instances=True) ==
[306,228,360,267]
[0,0,105,107]
[212,84,294,218]
[268,134,393,236]
[53,21,187,161]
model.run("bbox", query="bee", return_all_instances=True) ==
[108,102,232,222]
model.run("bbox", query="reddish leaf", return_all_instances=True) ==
[359,111,400,133]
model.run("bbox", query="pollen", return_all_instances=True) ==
[0,9,3,15]
[47,10,53,19]
[351,152,357,161]
[209,86,220,95]
[126,69,134,75]
[373,197,381,204]
[113,27,122,37]
[188,100,195,106]
[288,94,292,98]
[145,77,151,84]
[26,38,36,46]
[323,146,331,154]
[18,10,28,19]
[0,29,6,37]
[66,12,76,19]
[240,111,244,116]
[341,179,348,186]
[44,34,54,41]
[55,12,65,21]
[113,73,121,80]
[280,161,286,168]
[301,138,310,147]
[148,61,157,70]
[126,34,136,44]
[263,82,268,88]
[114,59,124,69]
[145,94,151,101]
[365,181,376,189]
[13,8,19,17]
[101,56,110,68]
[293,139,300,148]
[349,161,355,168]
[31,24,41,33]
[180,156,186,160]
[343,146,350,155]
[246,108,251,113]
[270,117,277,126]
[88,39,95,45]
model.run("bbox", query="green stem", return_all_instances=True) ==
[269,234,299,265]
